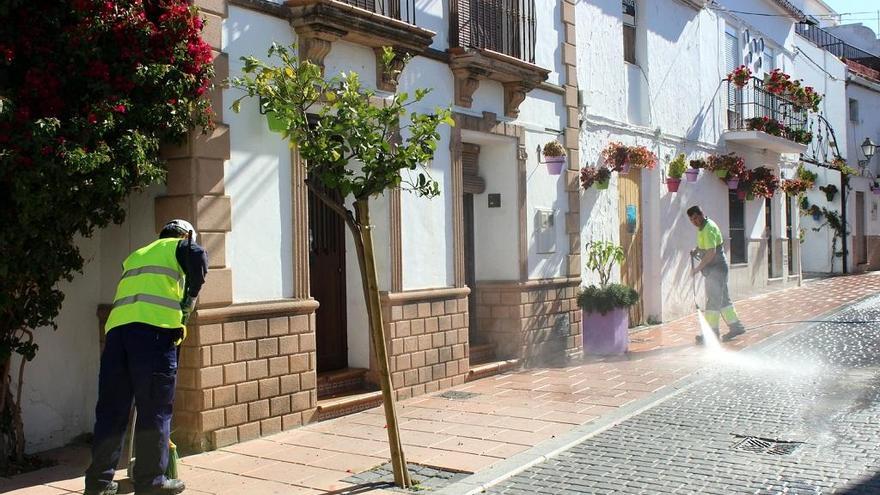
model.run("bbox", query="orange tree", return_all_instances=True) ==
[230,43,452,488]
[0,0,213,472]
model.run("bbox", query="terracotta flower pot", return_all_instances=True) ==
[666,178,681,192]
[582,308,629,355]
[685,169,699,182]
[727,178,739,190]
[545,155,565,175]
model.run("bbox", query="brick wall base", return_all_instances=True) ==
[378,288,471,401]
[474,278,581,367]
[171,299,318,451]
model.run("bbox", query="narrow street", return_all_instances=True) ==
[484,296,880,495]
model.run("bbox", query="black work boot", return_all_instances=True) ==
[135,479,185,495]
[695,329,720,345]
[85,481,119,495]
[722,323,746,342]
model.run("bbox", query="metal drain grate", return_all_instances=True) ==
[733,435,803,455]
[437,390,480,400]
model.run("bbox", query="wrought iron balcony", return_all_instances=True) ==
[451,0,537,64]
[724,78,810,154]
[335,0,415,24]
[796,23,880,72]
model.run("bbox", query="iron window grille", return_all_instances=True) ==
[339,0,416,25]
[451,0,537,64]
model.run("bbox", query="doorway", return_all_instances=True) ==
[855,191,867,265]
[308,185,348,372]
[618,171,644,326]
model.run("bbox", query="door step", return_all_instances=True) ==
[469,343,497,365]
[466,358,521,382]
[317,367,369,399]
[314,390,383,422]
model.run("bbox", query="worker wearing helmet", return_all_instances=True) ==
[85,219,208,495]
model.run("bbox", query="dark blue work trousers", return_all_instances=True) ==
[85,323,181,492]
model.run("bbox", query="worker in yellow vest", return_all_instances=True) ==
[85,219,207,495]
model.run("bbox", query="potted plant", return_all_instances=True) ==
[872,182,880,195]
[601,142,657,174]
[726,65,752,88]
[581,166,612,191]
[686,158,704,182]
[542,140,566,175]
[708,153,745,189]
[578,240,640,356]
[666,154,686,192]
[748,166,779,199]
[819,184,838,202]
[781,178,812,196]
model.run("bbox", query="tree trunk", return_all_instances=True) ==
[0,356,25,475]
[353,198,411,488]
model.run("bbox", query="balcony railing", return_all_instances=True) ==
[796,23,880,71]
[451,0,536,63]
[726,78,809,141]
[339,0,416,25]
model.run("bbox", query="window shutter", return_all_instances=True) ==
[725,32,739,73]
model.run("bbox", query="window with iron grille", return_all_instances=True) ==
[622,0,636,64]
[729,191,747,264]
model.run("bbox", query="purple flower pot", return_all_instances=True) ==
[582,308,629,355]
[545,156,565,175]
[618,162,631,175]
[727,178,739,190]
[685,169,699,182]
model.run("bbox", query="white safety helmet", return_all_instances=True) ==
[162,219,197,243]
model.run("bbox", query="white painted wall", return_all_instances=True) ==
[525,130,568,279]
[224,7,296,302]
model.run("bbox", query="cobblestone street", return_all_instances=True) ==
[485,296,880,495]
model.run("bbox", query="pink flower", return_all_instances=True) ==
[113,104,126,113]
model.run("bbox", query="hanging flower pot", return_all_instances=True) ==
[746,192,755,201]
[714,169,729,179]
[726,178,739,190]
[266,111,287,133]
[737,189,747,200]
[595,178,610,190]
[545,155,566,175]
[666,178,681,192]
[873,187,880,196]
[618,162,632,175]
[685,169,699,182]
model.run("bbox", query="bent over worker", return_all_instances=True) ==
[686,205,746,344]
[85,219,208,495]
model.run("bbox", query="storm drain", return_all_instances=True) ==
[342,462,470,492]
[733,435,803,455]
[437,390,480,400]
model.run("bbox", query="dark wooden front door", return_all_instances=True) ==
[309,187,347,372]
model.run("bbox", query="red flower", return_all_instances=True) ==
[113,104,126,113]
[87,113,98,124]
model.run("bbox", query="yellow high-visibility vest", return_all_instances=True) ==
[105,238,185,337]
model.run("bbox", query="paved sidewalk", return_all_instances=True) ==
[4,272,880,495]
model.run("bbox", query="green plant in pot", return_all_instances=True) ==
[666,154,686,192]
[580,165,612,191]
[577,241,639,356]
[819,184,838,202]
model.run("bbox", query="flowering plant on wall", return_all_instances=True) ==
[580,165,612,190]
[746,116,785,136]
[748,166,779,199]
[763,69,823,111]
[601,142,657,172]
[781,178,812,196]
[707,153,746,180]
[727,65,752,88]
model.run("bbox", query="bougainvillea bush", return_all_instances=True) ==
[0,0,214,472]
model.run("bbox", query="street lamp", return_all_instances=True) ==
[861,137,877,164]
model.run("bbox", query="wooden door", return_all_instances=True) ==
[464,193,478,342]
[856,192,867,265]
[309,186,348,372]
[618,171,644,326]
